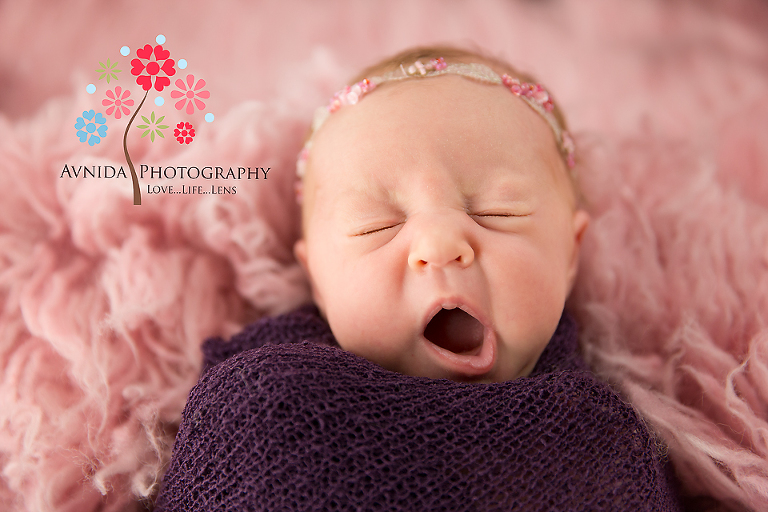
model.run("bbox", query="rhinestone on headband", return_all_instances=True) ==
[296,57,575,182]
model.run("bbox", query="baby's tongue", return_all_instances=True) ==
[424,308,484,354]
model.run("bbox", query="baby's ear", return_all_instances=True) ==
[293,238,309,273]
[566,209,590,293]
[573,209,590,245]
[293,238,326,312]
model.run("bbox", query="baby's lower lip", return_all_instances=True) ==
[420,327,496,378]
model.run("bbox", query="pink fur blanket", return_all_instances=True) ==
[1,0,767,510]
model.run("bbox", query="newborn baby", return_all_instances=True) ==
[292,48,589,382]
[155,47,682,511]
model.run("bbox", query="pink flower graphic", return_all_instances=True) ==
[102,86,134,119]
[174,121,195,144]
[171,74,210,114]
[131,44,176,92]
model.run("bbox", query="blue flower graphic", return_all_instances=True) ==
[75,110,108,146]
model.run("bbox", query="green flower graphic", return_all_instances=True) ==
[135,111,169,142]
[96,58,121,83]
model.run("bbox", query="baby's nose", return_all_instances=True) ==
[407,215,474,271]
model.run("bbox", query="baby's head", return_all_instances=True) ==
[293,46,589,382]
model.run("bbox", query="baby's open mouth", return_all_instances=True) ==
[423,307,484,355]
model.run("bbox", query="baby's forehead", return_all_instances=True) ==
[310,113,562,219]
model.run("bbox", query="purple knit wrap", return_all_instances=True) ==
[155,305,681,511]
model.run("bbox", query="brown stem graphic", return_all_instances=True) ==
[123,89,149,205]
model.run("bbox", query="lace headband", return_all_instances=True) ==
[295,57,575,197]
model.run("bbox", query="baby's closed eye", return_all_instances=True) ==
[469,210,533,230]
[473,211,526,217]
[353,221,404,236]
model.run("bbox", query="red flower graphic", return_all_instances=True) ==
[131,44,176,92]
[174,121,195,144]
[171,74,210,114]
[102,86,134,119]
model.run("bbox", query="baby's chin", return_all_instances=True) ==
[377,357,530,384]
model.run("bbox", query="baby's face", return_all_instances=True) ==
[294,75,589,382]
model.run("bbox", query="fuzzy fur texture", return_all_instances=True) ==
[1,0,767,510]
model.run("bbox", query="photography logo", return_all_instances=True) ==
[72,34,214,205]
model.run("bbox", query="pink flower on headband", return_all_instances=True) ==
[405,57,447,75]
[329,78,376,113]
[171,74,210,114]
[501,74,554,113]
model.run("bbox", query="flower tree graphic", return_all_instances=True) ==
[123,42,176,205]
[77,34,214,205]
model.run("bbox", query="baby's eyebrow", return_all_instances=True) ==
[334,186,397,219]
[465,176,535,202]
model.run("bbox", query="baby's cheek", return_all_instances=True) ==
[329,259,411,367]
[330,316,406,373]
[491,246,565,316]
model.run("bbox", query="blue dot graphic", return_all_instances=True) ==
[156,34,166,45]
[155,96,165,106]
[120,45,130,56]
[205,113,214,123]
[86,84,96,94]
[178,59,188,70]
